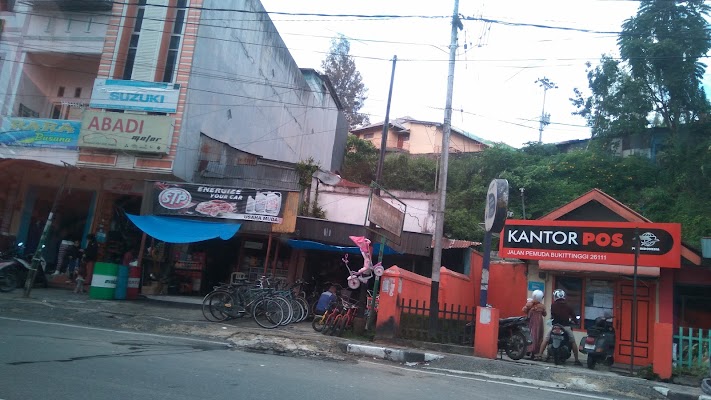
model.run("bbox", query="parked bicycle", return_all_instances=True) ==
[201,276,287,329]
[329,297,360,337]
[312,300,340,333]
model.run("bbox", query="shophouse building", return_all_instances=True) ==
[0,0,348,277]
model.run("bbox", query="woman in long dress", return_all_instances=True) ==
[523,289,546,359]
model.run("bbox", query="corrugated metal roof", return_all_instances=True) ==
[293,217,432,256]
[433,238,481,249]
[198,162,300,191]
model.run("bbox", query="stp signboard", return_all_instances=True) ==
[499,219,681,268]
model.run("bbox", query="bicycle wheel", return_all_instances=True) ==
[0,269,17,292]
[289,299,304,323]
[334,315,348,337]
[253,298,284,329]
[201,292,221,322]
[328,315,343,336]
[203,291,235,322]
[272,295,293,325]
[312,312,327,332]
[321,312,337,335]
[297,297,310,322]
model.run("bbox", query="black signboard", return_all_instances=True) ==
[151,181,286,224]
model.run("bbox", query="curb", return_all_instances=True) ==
[654,386,711,400]
[346,343,443,363]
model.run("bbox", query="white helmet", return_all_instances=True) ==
[532,290,544,302]
[553,289,566,301]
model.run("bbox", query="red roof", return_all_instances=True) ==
[335,179,369,189]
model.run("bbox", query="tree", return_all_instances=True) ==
[340,134,378,184]
[571,57,651,141]
[322,36,370,129]
[572,0,711,139]
[619,0,711,134]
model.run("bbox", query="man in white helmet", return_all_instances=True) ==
[535,289,582,365]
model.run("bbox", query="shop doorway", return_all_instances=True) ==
[18,185,95,264]
[615,281,656,366]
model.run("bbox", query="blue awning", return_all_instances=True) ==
[286,239,401,255]
[126,214,240,244]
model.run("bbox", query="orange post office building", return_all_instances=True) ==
[505,189,707,369]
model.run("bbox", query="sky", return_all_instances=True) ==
[259,0,648,148]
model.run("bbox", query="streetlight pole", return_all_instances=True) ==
[366,55,397,331]
[430,0,462,337]
[536,77,557,143]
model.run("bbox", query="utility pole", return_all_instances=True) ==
[519,187,526,220]
[366,55,397,331]
[536,77,557,143]
[23,162,75,297]
[429,0,462,337]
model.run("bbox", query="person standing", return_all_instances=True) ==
[522,289,546,359]
[81,234,98,285]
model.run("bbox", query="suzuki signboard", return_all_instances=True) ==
[79,111,174,154]
[499,219,682,268]
[90,79,180,113]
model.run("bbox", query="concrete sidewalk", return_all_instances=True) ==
[3,287,707,400]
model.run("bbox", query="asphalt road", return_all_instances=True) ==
[0,317,620,400]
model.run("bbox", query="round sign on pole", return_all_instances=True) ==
[484,179,509,233]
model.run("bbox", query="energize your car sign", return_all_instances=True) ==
[152,182,286,224]
[499,219,682,268]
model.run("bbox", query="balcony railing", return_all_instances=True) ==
[29,0,113,12]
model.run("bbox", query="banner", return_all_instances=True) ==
[0,117,80,149]
[90,79,180,113]
[499,219,682,268]
[79,111,174,154]
[151,182,286,224]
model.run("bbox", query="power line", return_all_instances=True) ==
[5,7,708,67]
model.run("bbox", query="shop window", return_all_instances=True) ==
[555,276,583,320]
[51,102,86,120]
[18,103,39,118]
[676,285,711,330]
[583,279,614,328]
[162,0,187,83]
[554,277,614,330]
[51,103,66,119]
[122,0,147,80]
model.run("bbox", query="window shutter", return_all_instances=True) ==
[131,0,169,81]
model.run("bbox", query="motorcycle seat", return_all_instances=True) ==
[499,316,526,325]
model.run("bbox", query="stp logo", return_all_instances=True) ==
[158,188,192,209]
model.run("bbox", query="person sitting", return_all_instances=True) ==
[535,289,582,365]
[314,285,338,315]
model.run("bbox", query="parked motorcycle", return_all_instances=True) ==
[579,316,616,369]
[0,243,48,292]
[546,317,579,365]
[498,316,533,360]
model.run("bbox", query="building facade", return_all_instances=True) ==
[0,0,347,275]
[350,117,490,155]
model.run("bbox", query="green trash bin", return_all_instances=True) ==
[89,262,119,300]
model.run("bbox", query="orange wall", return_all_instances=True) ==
[375,251,527,338]
[488,262,528,318]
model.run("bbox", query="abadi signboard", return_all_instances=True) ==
[499,219,682,268]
